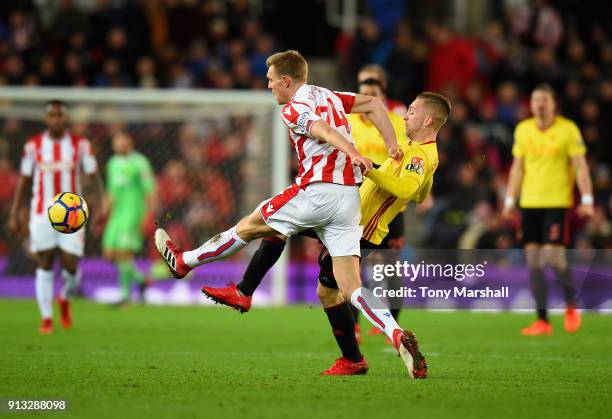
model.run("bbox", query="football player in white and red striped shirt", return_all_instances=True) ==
[9,100,105,334]
[155,50,425,378]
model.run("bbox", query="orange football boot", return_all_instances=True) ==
[521,319,553,336]
[39,318,54,334]
[321,357,369,376]
[564,306,582,333]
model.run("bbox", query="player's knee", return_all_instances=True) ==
[236,212,276,242]
[60,253,79,274]
[317,283,344,307]
[524,245,542,269]
[36,251,55,270]
[543,246,567,269]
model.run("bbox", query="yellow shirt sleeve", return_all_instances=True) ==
[365,150,428,199]
[512,124,525,157]
[566,121,586,157]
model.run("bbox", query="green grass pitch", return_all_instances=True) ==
[1,299,611,419]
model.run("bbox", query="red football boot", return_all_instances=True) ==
[564,306,582,333]
[321,357,369,376]
[521,319,553,336]
[39,318,53,334]
[154,228,192,279]
[393,329,428,379]
[201,283,252,313]
[57,297,72,329]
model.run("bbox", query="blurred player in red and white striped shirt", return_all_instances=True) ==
[156,50,427,378]
[9,100,105,334]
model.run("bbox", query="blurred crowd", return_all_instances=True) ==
[339,0,612,251]
[0,0,275,89]
[1,0,611,258]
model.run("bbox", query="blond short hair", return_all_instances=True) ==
[358,64,388,89]
[417,91,451,130]
[266,50,308,81]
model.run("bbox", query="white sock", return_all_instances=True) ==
[350,287,401,341]
[35,268,54,319]
[182,226,248,267]
[60,269,80,300]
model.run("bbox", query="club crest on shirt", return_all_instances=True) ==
[406,156,424,174]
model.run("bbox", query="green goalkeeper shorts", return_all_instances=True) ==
[102,219,144,252]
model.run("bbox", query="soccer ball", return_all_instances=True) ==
[47,192,89,234]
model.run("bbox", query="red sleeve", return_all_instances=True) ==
[333,91,356,113]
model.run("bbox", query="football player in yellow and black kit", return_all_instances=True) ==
[502,84,594,336]
[202,92,449,376]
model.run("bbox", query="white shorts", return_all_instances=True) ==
[258,183,362,257]
[29,213,86,257]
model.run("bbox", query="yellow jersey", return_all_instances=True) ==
[348,111,410,164]
[360,141,439,244]
[512,116,586,208]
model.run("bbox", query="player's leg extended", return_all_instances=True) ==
[35,250,56,334]
[201,235,287,312]
[317,278,368,376]
[58,251,81,329]
[543,244,581,333]
[332,256,427,379]
[155,208,280,278]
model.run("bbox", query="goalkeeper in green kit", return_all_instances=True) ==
[103,132,155,305]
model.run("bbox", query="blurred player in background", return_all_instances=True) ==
[357,64,407,116]
[103,132,155,306]
[203,91,448,375]
[503,84,594,336]
[8,100,104,334]
[156,50,428,378]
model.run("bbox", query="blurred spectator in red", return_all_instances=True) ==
[157,159,194,213]
[425,18,478,96]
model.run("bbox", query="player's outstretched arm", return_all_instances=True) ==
[8,175,32,237]
[366,167,421,199]
[350,94,400,160]
[310,119,373,173]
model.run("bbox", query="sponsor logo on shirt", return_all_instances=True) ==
[39,161,75,172]
[406,157,424,175]
[297,111,310,133]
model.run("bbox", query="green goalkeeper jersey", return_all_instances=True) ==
[106,151,154,225]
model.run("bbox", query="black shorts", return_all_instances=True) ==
[520,208,571,246]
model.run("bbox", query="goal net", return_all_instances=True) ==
[0,87,289,305]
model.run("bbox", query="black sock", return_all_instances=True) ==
[325,302,362,362]
[390,308,400,320]
[236,237,286,296]
[530,268,548,321]
[554,267,577,306]
[350,304,360,323]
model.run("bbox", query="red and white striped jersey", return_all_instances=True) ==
[20,131,98,215]
[280,84,362,187]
